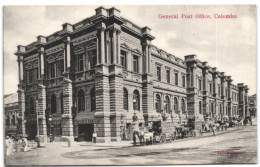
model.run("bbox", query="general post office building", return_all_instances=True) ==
[14,7,249,143]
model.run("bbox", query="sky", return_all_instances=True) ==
[3,5,256,95]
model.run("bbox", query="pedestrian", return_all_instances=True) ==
[225,122,229,131]
[22,137,28,152]
[9,136,14,155]
[92,131,97,144]
[5,136,11,156]
[210,124,216,136]
[17,136,23,152]
[133,130,136,146]
[139,130,144,145]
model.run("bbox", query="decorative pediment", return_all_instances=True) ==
[132,48,142,55]
[32,61,38,68]
[86,40,97,49]
[56,52,64,60]
[121,43,130,49]
[25,63,32,69]
[47,55,55,62]
[74,45,84,54]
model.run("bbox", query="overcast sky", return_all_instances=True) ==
[3,5,256,95]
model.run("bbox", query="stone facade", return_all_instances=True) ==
[15,6,250,143]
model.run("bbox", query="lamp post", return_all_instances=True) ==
[48,116,52,142]
[132,98,138,122]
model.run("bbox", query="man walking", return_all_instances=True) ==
[92,131,97,144]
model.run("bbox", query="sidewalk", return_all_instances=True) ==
[68,125,245,148]
[24,125,246,151]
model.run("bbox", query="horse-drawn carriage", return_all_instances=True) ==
[152,122,176,143]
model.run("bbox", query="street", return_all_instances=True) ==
[6,125,257,165]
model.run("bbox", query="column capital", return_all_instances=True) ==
[63,36,71,44]
[96,22,106,31]
[37,47,45,54]
[17,55,24,62]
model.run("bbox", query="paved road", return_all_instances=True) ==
[6,126,257,165]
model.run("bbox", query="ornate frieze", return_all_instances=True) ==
[46,51,64,63]
[72,31,97,46]
[120,31,141,47]
[24,54,38,63]
[45,44,65,56]
[25,60,38,69]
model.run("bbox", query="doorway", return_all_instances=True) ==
[78,124,94,142]
[25,120,37,140]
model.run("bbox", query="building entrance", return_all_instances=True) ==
[26,120,37,140]
[78,124,94,142]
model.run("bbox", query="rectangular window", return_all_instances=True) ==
[166,69,170,83]
[209,83,212,93]
[28,69,33,83]
[133,55,138,73]
[121,51,127,70]
[199,79,202,90]
[175,72,178,86]
[78,55,84,72]
[50,63,55,78]
[34,68,38,81]
[182,75,185,87]
[60,60,64,75]
[89,51,97,69]
[218,86,221,95]
[157,66,161,81]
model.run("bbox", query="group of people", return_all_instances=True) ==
[133,129,154,146]
[5,135,28,156]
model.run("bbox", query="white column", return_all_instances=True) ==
[65,37,71,70]
[100,28,105,64]
[39,47,44,78]
[112,30,117,64]
[116,30,121,65]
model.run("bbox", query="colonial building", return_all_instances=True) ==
[249,94,257,117]
[15,6,250,143]
[4,93,19,136]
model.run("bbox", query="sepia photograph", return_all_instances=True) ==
[3,5,257,166]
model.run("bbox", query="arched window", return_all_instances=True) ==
[51,94,57,114]
[181,99,185,114]
[174,97,178,114]
[29,97,34,114]
[12,115,15,125]
[6,115,10,126]
[199,101,202,114]
[78,89,85,112]
[123,88,128,110]
[91,88,96,111]
[60,93,64,114]
[155,94,161,113]
[133,90,140,111]
[165,96,170,114]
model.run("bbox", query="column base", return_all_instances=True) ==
[37,135,48,147]
[96,136,111,143]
